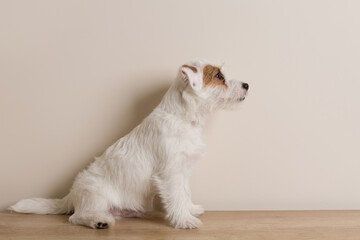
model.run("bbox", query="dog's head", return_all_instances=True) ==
[179,59,249,110]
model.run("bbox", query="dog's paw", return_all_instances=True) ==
[95,222,109,229]
[170,214,202,229]
[190,204,204,216]
[69,213,115,229]
[91,216,115,229]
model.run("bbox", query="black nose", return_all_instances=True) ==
[242,83,249,90]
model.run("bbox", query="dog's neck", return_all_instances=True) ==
[157,81,212,128]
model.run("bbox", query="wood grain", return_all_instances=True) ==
[1,211,360,240]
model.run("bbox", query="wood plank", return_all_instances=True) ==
[1,211,360,240]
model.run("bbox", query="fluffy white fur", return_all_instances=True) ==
[9,59,249,229]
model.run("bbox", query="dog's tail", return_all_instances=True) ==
[8,194,73,214]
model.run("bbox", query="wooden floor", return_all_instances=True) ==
[1,211,360,240]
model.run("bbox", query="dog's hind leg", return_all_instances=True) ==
[68,192,115,229]
[69,211,115,229]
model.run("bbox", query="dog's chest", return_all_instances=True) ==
[167,124,205,158]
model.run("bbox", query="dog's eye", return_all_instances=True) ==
[215,72,224,81]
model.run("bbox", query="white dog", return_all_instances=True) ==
[10,59,249,229]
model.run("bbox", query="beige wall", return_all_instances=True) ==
[1,0,360,211]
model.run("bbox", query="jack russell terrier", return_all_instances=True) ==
[10,59,249,229]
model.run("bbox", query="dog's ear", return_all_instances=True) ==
[181,65,202,91]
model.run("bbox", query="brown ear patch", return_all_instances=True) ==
[203,65,227,88]
[182,65,198,73]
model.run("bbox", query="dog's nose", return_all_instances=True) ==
[242,83,249,90]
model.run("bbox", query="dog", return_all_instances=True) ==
[9,59,249,229]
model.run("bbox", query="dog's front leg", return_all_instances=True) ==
[155,172,202,229]
[182,175,204,217]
